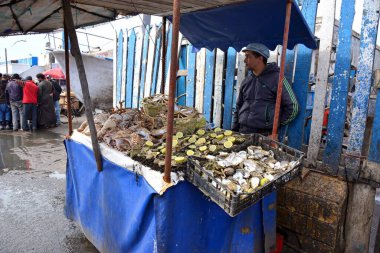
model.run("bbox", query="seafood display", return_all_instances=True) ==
[77,95,250,171]
[197,145,300,194]
[76,94,304,215]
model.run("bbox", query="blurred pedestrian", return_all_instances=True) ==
[36,73,56,128]
[47,75,62,126]
[19,76,39,131]
[0,73,11,130]
[5,74,24,131]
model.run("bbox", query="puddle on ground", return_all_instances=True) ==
[0,130,65,175]
[0,126,98,252]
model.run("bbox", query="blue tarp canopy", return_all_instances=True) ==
[169,0,317,52]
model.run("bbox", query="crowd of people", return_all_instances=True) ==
[0,72,62,131]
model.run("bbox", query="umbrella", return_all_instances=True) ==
[43,68,65,80]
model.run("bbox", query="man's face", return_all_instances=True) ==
[37,77,42,82]
[244,51,261,71]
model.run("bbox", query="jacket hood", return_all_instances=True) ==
[261,62,279,76]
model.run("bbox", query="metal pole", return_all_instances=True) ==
[86,33,91,53]
[5,48,8,74]
[160,17,167,94]
[64,21,73,135]
[271,0,292,140]
[163,0,180,183]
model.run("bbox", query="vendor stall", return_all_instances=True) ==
[63,0,316,252]
[65,131,277,252]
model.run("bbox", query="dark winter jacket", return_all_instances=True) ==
[51,80,62,101]
[0,80,7,104]
[232,63,298,133]
[5,80,23,104]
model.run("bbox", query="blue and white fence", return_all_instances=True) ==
[113,0,380,182]
[113,23,247,129]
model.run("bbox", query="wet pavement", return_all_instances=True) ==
[0,118,98,253]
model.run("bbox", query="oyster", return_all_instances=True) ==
[250,177,260,189]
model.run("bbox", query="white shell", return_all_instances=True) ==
[250,177,260,189]
[264,174,275,181]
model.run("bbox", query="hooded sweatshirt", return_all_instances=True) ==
[232,63,298,132]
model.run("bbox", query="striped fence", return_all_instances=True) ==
[113,1,380,181]
[113,23,247,129]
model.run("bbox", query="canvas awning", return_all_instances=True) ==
[169,0,317,51]
[0,0,116,36]
[0,0,247,36]
[0,1,316,52]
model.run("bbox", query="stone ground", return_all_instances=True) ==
[0,116,98,253]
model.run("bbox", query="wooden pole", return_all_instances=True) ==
[62,0,103,172]
[163,0,180,183]
[271,0,292,140]
[64,21,73,136]
[5,48,8,74]
[344,0,380,251]
[344,183,376,253]
[160,17,167,94]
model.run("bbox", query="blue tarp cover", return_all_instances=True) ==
[169,0,317,51]
[65,139,277,253]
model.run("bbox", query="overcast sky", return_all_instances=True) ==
[0,0,375,62]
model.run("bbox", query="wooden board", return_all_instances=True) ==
[369,88,380,163]
[346,0,380,163]
[116,29,123,105]
[345,183,376,253]
[144,25,157,98]
[112,32,117,108]
[125,29,136,108]
[195,48,206,114]
[287,0,319,150]
[132,27,143,108]
[151,24,162,95]
[121,29,128,107]
[177,45,187,105]
[165,31,183,95]
[213,49,225,127]
[203,49,215,122]
[164,24,172,94]
[307,0,336,166]
[186,44,196,107]
[222,47,237,129]
[323,0,355,169]
[139,25,150,106]
[235,52,246,102]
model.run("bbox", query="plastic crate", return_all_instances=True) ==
[186,134,305,217]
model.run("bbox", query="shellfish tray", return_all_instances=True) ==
[185,134,304,217]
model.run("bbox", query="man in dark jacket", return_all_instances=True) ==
[5,73,24,131]
[0,73,11,130]
[232,43,298,135]
[46,75,62,126]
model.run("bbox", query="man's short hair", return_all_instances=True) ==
[251,51,268,65]
[11,73,21,80]
[36,73,45,79]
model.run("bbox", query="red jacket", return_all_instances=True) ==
[22,81,39,104]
